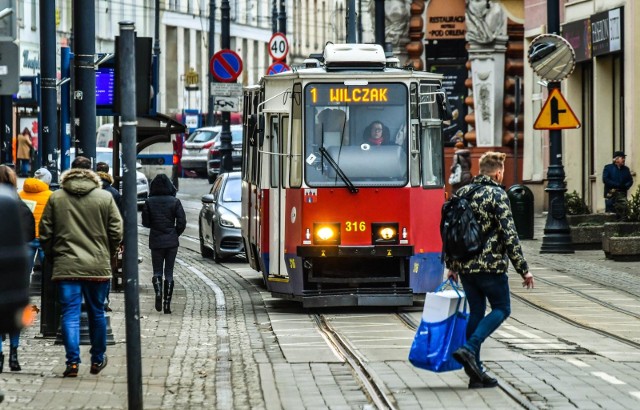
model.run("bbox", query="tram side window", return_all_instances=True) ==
[421,124,444,187]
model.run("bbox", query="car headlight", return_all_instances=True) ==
[372,222,399,244]
[136,178,147,186]
[219,212,241,228]
[313,223,340,245]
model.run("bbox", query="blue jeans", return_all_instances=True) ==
[460,273,511,367]
[28,238,44,274]
[58,281,110,365]
[0,331,20,352]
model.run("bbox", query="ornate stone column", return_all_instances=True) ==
[466,0,508,147]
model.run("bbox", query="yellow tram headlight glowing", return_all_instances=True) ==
[313,223,341,245]
[379,227,396,240]
[372,222,399,244]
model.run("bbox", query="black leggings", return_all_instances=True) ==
[151,247,178,282]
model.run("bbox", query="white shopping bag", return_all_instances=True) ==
[422,288,467,323]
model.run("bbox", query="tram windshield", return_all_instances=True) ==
[304,82,409,187]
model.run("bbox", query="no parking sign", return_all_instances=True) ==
[267,61,291,76]
[209,49,243,83]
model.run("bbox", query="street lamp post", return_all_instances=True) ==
[219,0,232,173]
[540,0,574,254]
[207,0,216,126]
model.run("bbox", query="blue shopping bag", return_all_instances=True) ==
[408,279,468,372]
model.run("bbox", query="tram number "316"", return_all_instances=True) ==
[345,221,366,232]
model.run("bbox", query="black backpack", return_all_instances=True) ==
[440,184,484,262]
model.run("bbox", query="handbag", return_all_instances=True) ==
[408,279,468,372]
[448,156,462,185]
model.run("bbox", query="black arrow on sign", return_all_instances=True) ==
[550,97,566,124]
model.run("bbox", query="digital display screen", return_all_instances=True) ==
[96,67,115,106]
[306,83,405,105]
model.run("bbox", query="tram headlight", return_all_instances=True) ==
[313,223,340,244]
[372,222,399,244]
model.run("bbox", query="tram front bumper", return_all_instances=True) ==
[296,245,413,258]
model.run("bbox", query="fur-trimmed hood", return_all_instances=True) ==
[97,171,114,184]
[60,168,102,196]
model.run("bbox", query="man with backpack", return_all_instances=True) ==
[443,151,534,388]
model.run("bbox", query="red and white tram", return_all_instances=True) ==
[241,44,450,307]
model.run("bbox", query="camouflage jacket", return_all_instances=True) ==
[445,174,529,276]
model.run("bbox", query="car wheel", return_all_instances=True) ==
[212,229,223,264]
[199,225,213,258]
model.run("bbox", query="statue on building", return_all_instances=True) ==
[465,0,507,45]
[367,0,410,64]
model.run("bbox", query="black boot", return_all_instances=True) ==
[163,280,174,314]
[0,352,4,373]
[9,347,20,371]
[152,277,163,312]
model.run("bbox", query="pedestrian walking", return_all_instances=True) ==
[95,161,122,312]
[142,174,186,314]
[602,150,633,215]
[16,128,33,177]
[449,141,473,192]
[0,165,35,373]
[18,167,53,272]
[39,156,123,377]
[445,151,534,388]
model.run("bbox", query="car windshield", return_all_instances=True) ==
[222,177,241,202]
[69,150,115,169]
[188,130,218,143]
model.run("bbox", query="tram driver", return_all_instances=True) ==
[363,121,390,146]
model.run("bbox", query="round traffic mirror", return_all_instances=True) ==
[527,34,576,82]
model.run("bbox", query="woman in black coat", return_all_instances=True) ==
[142,174,186,314]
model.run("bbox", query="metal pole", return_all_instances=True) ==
[374,0,385,47]
[219,0,232,173]
[60,47,72,172]
[347,0,357,43]
[40,0,59,183]
[272,0,278,34]
[207,0,216,126]
[514,76,520,184]
[0,96,12,166]
[278,0,287,35]
[72,0,96,167]
[118,21,143,410]
[153,0,161,114]
[540,0,573,254]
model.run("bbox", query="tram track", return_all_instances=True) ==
[313,314,398,410]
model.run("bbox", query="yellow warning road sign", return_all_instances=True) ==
[533,88,581,130]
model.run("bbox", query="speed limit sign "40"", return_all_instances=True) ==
[269,32,289,61]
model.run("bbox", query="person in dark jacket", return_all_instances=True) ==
[602,151,633,214]
[142,174,186,314]
[450,141,473,192]
[96,162,123,216]
[0,164,35,373]
[446,152,534,389]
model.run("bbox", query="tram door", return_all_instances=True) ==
[268,115,288,278]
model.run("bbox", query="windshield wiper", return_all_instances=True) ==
[318,147,358,193]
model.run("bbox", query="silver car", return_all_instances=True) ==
[199,171,244,262]
[181,126,220,176]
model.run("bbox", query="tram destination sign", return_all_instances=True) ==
[306,83,406,105]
